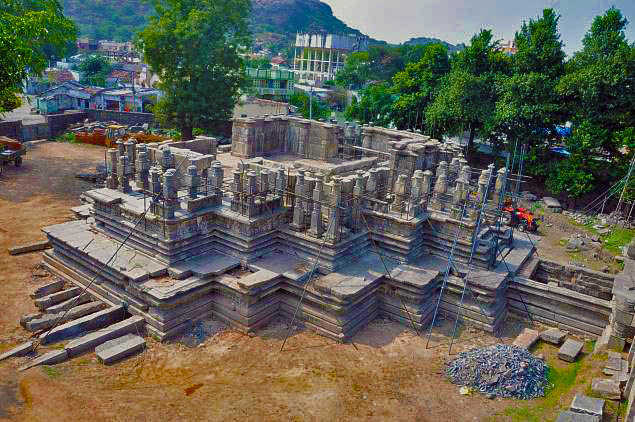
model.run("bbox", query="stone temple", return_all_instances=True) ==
[42,115,604,342]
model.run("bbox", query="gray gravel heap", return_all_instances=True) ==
[446,344,550,399]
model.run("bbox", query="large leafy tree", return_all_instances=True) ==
[289,92,331,121]
[79,55,112,87]
[137,0,252,141]
[551,8,635,200]
[427,30,510,157]
[392,43,451,133]
[494,8,568,177]
[0,0,76,113]
[344,82,394,126]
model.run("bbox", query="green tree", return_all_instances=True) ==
[79,55,112,87]
[427,29,510,156]
[553,8,635,199]
[0,0,76,113]
[289,92,331,121]
[335,51,371,89]
[494,8,568,177]
[344,82,394,126]
[392,43,450,132]
[136,0,252,141]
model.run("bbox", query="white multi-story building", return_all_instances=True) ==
[293,33,369,85]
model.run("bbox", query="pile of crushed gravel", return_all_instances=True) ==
[446,344,550,399]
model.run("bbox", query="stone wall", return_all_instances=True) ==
[534,259,615,300]
[0,120,21,140]
[231,116,342,160]
[86,110,155,127]
[46,111,89,138]
[21,123,50,141]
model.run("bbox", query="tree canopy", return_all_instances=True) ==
[78,54,112,87]
[136,0,252,140]
[0,0,76,113]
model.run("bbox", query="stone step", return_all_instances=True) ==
[0,342,34,362]
[95,334,146,364]
[18,349,68,371]
[64,316,145,357]
[34,287,81,310]
[39,306,126,344]
[44,293,92,314]
[25,301,106,332]
[29,280,64,299]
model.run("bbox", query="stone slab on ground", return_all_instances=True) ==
[556,411,600,422]
[34,287,81,310]
[29,280,64,299]
[18,349,68,371]
[43,293,92,314]
[540,328,567,345]
[558,339,584,362]
[64,316,145,357]
[39,305,125,344]
[570,394,605,417]
[512,328,540,349]
[0,342,34,362]
[95,334,146,364]
[591,378,622,400]
[25,301,106,332]
[8,239,50,255]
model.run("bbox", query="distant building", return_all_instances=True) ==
[499,40,518,56]
[77,38,98,52]
[35,81,98,114]
[246,68,295,101]
[35,81,161,114]
[293,33,369,85]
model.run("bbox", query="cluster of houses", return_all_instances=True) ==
[35,81,161,115]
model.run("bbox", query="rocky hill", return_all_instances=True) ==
[62,0,458,56]
[404,37,464,53]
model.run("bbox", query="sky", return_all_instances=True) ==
[321,0,635,55]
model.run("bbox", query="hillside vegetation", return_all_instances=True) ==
[62,0,458,55]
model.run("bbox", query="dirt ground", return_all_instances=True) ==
[0,142,620,421]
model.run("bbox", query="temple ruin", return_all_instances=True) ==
[39,116,632,349]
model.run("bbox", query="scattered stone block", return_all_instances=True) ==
[65,316,145,357]
[20,313,40,328]
[95,334,146,364]
[570,394,604,418]
[556,411,600,422]
[43,293,92,314]
[39,305,125,344]
[25,301,106,332]
[34,287,81,310]
[0,342,34,362]
[8,239,51,255]
[591,378,622,400]
[29,280,64,299]
[558,339,584,362]
[513,328,540,349]
[540,328,566,345]
[18,349,68,371]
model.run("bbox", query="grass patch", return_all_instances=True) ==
[41,366,62,378]
[602,227,634,255]
[499,359,584,422]
[54,133,77,143]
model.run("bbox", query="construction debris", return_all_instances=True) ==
[446,344,550,399]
